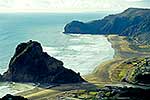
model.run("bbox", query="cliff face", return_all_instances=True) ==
[1,40,85,84]
[64,8,150,44]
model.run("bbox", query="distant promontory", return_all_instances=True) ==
[64,8,150,44]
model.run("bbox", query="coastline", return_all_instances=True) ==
[84,35,150,83]
[14,35,150,99]
[0,82,35,98]
[13,35,116,99]
[13,35,115,99]
[0,34,114,98]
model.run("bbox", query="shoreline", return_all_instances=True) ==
[83,35,115,81]
[44,34,114,76]
[84,35,150,83]
[13,35,118,99]
[0,34,114,98]
[9,35,150,99]
[0,82,35,98]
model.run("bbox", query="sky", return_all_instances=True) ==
[0,0,149,12]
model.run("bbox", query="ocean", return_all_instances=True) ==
[0,12,114,97]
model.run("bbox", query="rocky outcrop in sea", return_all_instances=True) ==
[0,40,85,84]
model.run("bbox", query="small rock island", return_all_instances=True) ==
[0,40,85,84]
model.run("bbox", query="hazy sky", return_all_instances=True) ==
[0,0,149,12]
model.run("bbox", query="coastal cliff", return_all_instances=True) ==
[1,40,84,84]
[64,8,150,44]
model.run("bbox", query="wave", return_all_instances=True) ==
[0,82,35,98]
[43,35,114,75]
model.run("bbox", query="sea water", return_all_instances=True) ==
[0,12,114,97]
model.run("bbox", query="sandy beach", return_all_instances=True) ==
[85,35,150,82]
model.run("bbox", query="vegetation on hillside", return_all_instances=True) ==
[111,57,150,84]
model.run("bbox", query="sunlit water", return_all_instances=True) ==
[0,12,114,97]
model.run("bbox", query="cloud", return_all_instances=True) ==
[0,0,122,12]
[0,0,148,12]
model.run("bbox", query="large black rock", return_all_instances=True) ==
[1,40,85,84]
[64,8,150,44]
[0,94,28,100]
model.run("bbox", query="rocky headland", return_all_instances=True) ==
[64,8,150,44]
[0,40,85,84]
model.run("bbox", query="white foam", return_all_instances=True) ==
[67,45,84,51]
[43,35,114,75]
[43,47,60,56]
[0,82,35,98]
